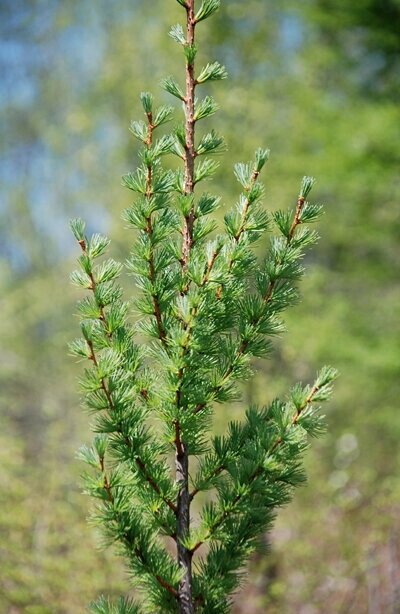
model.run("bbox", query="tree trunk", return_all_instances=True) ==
[176,443,194,613]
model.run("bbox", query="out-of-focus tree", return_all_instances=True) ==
[301,0,400,98]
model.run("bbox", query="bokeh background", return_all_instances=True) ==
[1,0,399,612]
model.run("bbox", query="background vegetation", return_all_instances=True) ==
[1,0,399,612]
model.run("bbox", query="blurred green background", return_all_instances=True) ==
[1,0,399,612]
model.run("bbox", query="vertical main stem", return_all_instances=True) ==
[182,0,196,268]
[176,434,193,614]
[176,2,196,613]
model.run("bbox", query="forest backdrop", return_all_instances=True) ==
[1,0,399,612]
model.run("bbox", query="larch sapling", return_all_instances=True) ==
[70,1,337,612]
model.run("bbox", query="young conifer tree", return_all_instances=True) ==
[70,1,337,612]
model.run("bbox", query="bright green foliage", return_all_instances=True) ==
[70,2,335,612]
[89,596,142,614]
[3,0,398,611]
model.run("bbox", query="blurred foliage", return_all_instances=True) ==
[0,0,399,612]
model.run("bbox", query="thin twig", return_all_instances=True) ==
[143,114,169,348]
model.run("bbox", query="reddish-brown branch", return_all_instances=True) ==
[135,457,177,515]
[233,169,260,244]
[99,455,114,503]
[200,244,222,287]
[140,388,149,401]
[174,419,184,458]
[142,116,169,348]
[190,481,253,553]
[103,475,114,503]
[212,167,261,298]
[77,240,177,517]
[189,384,322,535]
[79,240,112,339]
[190,381,322,505]
[131,545,179,599]
[146,215,168,346]
[145,112,154,194]
[193,339,249,415]
[89,342,177,515]
[175,3,196,612]
[288,195,305,240]
[155,574,179,599]
[91,499,178,599]
[270,384,320,453]
[181,1,197,271]
[189,464,224,501]
[260,192,306,307]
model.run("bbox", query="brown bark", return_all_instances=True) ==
[176,1,196,612]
